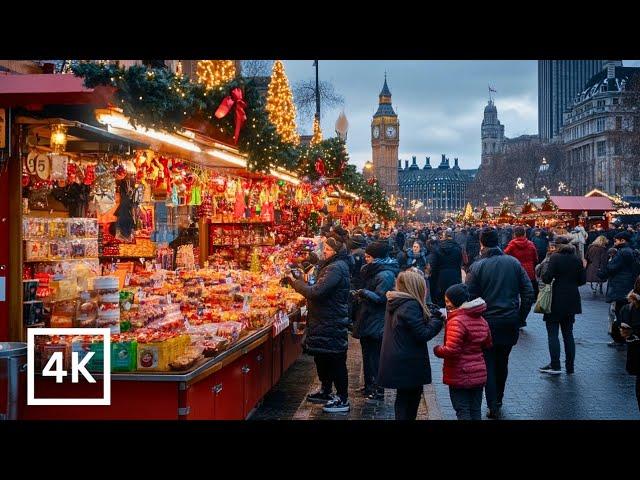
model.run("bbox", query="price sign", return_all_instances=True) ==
[35,153,50,180]
[26,151,38,174]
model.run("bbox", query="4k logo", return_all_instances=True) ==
[27,328,111,406]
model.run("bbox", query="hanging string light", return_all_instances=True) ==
[310,117,323,146]
[196,60,236,90]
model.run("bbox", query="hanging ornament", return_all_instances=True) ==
[115,164,127,180]
[314,158,326,176]
[22,173,31,187]
[215,87,247,144]
[83,164,96,185]
[67,163,78,183]
[212,176,227,194]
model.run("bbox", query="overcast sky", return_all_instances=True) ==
[282,60,640,172]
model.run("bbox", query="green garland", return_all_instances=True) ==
[72,62,395,219]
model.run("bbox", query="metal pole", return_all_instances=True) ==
[314,60,320,123]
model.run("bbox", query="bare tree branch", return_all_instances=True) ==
[241,60,273,79]
[293,79,345,126]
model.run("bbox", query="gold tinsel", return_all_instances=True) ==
[196,60,236,90]
[266,60,299,145]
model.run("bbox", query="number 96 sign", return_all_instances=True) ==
[27,328,111,406]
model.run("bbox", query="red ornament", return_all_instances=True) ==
[67,163,78,183]
[314,158,326,176]
[367,177,377,185]
[83,165,96,185]
[115,164,127,180]
[22,173,31,187]
[215,87,247,144]
[212,176,227,194]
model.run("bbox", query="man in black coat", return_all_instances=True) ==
[540,238,586,375]
[348,234,367,290]
[290,236,352,413]
[395,226,406,253]
[466,228,534,419]
[531,228,550,266]
[352,241,399,401]
[429,230,463,307]
[599,231,639,346]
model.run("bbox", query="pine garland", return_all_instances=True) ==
[72,62,395,219]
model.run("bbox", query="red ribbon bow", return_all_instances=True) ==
[215,87,247,144]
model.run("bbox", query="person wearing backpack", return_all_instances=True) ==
[619,275,640,412]
[598,231,639,347]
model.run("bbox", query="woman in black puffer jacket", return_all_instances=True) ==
[290,236,352,413]
[378,271,443,420]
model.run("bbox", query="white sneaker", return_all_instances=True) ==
[539,364,562,375]
[322,397,350,413]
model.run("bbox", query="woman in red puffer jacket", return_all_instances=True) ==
[504,226,539,327]
[434,284,492,420]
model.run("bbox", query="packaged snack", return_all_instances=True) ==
[23,279,39,302]
[49,218,68,239]
[84,239,99,258]
[40,339,71,371]
[70,240,86,258]
[76,293,98,328]
[169,345,204,371]
[50,299,77,328]
[85,218,99,238]
[111,340,137,372]
[69,219,86,238]
[23,301,44,326]
[25,240,48,261]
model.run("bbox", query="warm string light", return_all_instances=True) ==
[196,60,236,90]
[266,60,299,145]
[310,117,323,146]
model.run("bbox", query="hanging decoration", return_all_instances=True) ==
[215,87,247,143]
[265,60,299,145]
[196,60,236,90]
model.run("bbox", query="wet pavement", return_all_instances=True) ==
[253,285,640,420]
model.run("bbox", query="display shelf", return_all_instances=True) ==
[208,221,274,225]
[100,255,156,258]
[24,257,100,263]
[209,243,275,248]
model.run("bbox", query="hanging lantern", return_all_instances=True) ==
[50,124,68,153]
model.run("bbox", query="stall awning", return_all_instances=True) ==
[0,73,112,108]
[550,196,614,211]
[17,116,150,150]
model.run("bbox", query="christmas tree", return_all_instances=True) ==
[266,60,299,145]
[463,202,474,221]
[196,60,236,90]
[480,206,490,220]
[310,116,323,146]
[249,248,261,273]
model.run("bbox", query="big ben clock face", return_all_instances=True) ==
[372,126,380,138]
[386,126,396,138]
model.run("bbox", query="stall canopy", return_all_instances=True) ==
[0,73,111,108]
[550,196,614,211]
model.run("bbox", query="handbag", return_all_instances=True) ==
[534,279,554,314]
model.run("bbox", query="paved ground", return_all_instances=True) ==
[253,285,640,420]
[252,335,430,420]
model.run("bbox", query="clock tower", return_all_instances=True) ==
[371,74,399,197]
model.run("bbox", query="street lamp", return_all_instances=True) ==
[364,161,373,171]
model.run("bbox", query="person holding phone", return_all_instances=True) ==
[289,236,352,413]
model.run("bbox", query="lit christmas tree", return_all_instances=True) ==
[310,116,323,146]
[196,60,236,90]
[463,202,474,221]
[266,60,299,145]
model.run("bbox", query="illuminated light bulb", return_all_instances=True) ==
[50,124,68,153]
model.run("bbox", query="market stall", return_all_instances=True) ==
[0,62,396,420]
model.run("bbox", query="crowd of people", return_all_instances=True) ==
[285,220,640,419]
